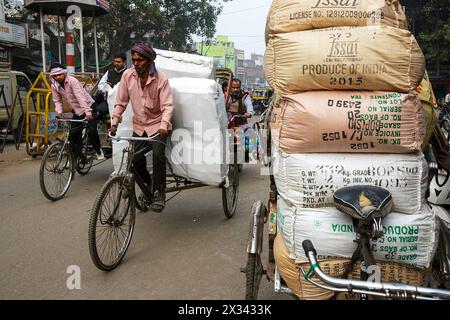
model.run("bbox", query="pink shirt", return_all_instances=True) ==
[51,75,95,116]
[112,67,174,136]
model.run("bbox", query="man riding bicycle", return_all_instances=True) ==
[227,78,254,128]
[109,42,174,212]
[50,63,104,160]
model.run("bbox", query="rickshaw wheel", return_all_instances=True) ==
[245,252,264,300]
[89,176,135,271]
[76,134,95,175]
[39,141,74,201]
[222,148,239,218]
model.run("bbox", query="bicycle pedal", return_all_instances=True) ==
[121,189,130,199]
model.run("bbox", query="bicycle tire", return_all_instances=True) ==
[76,132,94,175]
[244,253,264,300]
[88,176,136,271]
[39,141,74,201]
[222,147,239,218]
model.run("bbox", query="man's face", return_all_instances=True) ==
[113,57,125,69]
[231,81,241,98]
[131,52,151,76]
[52,73,65,84]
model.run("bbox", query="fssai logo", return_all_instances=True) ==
[313,0,360,8]
[328,33,359,58]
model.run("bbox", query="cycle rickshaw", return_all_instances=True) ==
[242,101,450,300]
[39,78,113,201]
[39,115,112,201]
[88,74,241,271]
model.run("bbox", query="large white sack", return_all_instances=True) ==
[273,151,428,214]
[166,78,229,186]
[277,198,439,269]
[154,49,215,79]
[109,78,229,185]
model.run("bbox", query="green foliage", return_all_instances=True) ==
[402,0,450,75]
[95,0,223,58]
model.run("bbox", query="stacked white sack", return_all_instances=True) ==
[277,197,439,269]
[273,150,428,214]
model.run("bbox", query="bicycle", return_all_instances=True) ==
[39,118,109,201]
[89,131,240,271]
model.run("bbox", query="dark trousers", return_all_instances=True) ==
[131,131,167,193]
[69,112,101,158]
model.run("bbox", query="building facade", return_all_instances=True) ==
[196,35,236,74]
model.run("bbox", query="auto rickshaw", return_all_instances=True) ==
[251,87,274,115]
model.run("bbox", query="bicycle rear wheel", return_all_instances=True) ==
[39,141,74,201]
[76,132,95,175]
[89,176,136,271]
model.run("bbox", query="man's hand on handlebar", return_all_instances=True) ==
[244,112,252,118]
[85,114,93,121]
[109,124,118,136]
[158,128,168,138]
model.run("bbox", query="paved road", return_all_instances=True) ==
[0,142,292,300]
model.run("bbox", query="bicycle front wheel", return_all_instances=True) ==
[222,147,239,218]
[89,176,136,271]
[39,141,74,201]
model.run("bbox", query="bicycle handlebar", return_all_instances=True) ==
[108,132,160,142]
[229,114,246,122]
[301,240,450,300]
[56,118,88,123]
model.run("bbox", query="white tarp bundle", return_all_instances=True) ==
[166,77,228,185]
[273,150,428,214]
[277,197,439,269]
[154,48,215,80]
[108,77,229,186]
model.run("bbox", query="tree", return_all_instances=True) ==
[403,0,450,77]
[4,0,223,66]
[93,0,223,59]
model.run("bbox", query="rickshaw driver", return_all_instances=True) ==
[109,42,174,212]
[228,78,254,127]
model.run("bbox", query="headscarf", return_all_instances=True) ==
[50,64,67,77]
[130,42,157,61]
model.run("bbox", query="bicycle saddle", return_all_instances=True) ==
[333,185,393,220]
